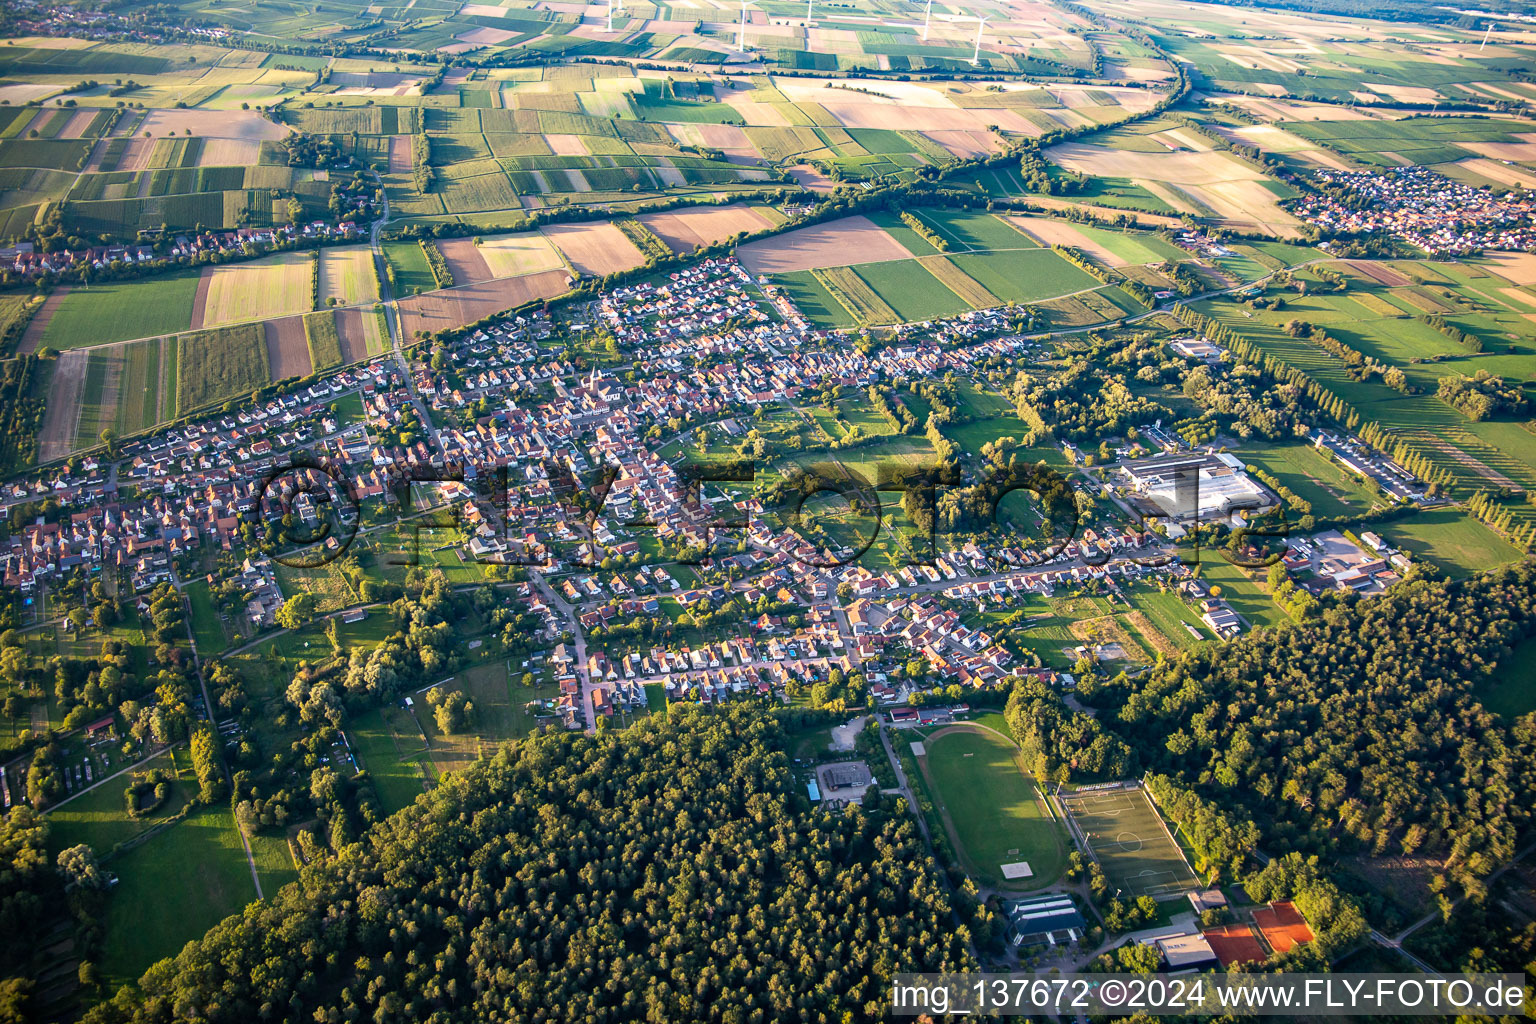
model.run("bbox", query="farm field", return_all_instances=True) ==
[34,274,199,351]
[917,725,1067,890]
[176,323,271,413]
[195,252,314,329]
[317,246,380,307]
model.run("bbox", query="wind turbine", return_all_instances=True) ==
[970,13,989,66]
[738,0,754,53]
[922,0,934,41]
[1480,21,1493,50]
[806,0,814,25]
[605,0,617,33]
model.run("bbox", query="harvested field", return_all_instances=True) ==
[265,315,312,380]
[544,134,588,156]
[435,237,494,284]
[196,139,262,167]
[540,222,645,277]
[1343,260,1411,287]
[38,349,87,463]
[737,215,911,275]
[637,204,776,253]
[335,307,386,363]
[387,136,412,174]
[55,109,98,140]
[1009,216,1126,266]
[195,251,313,329]
[1457,158,1536,190]
[136,110,289,141]
[18,287,69,355]
[84,136,152,173]
[318,247,379,306]
[479,232,566,278]
[1485,251,1536,286]
[397,270,572,337]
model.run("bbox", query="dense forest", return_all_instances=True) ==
[1090,562,1536,903]
[83,709,973,1024]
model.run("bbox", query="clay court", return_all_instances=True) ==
[540,222,645,277]
[1252,901,1315,953]
[638,204,776,253]
[397,269,571,337]
[264,316,312,380]
[1201,923,1268,966]
[737,216,912,275]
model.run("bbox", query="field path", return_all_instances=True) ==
[17,287,70,354]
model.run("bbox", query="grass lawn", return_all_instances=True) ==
[45,751,186,855]
[347,704,428,816]
[184,579,227,655]
[1183,549,1289,631]
[1374,507,1522,578]
[1238,440,1381,519]
[97,805,261,987]
[40,272,199,350]
[921,725,1066,889]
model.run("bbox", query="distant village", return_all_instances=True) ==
[1293,165,1536,256]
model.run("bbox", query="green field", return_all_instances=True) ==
[1239,441,1381,518]
[39,273,199,350]
[948,249,1101,304]
[777,270,860,329]
[1374,508,1522,578]
[919,725,1066,889]
[348,704,429,816]
[97,806,262,986]
[176,323,270,414]
[45,751,186,855]
[1062,784,1198,899]
[852,260,973,323]
[382,239,439,296]
[911,207,1036,252]
[185,579,227,654]
[303,309,343,372]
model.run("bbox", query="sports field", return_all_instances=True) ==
[1061,784,1199,898]
[918,725,1066,889]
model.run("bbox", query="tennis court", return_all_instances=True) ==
[1061,784,1199,898]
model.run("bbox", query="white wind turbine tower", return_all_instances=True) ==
[1480,21,1493,50]
[806,0,814,25]
[921,0,935,41]
[738,0,754,52]
[970,13,989,66]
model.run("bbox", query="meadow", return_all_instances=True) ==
[918,725,1067,890]
[176,323,270,413]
